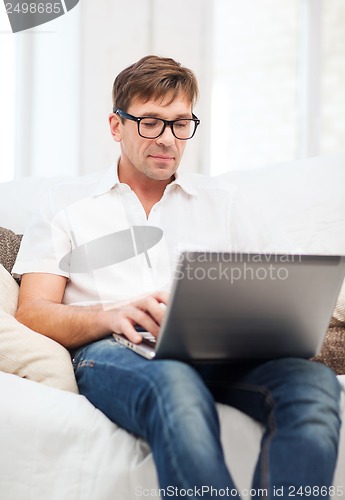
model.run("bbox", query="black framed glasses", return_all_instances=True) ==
[114,108,200,140]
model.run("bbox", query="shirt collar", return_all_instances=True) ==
[91,164,120,197]
[91,164,199,198]
[167,170,198,196]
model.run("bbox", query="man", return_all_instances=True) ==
[14,55,341,499]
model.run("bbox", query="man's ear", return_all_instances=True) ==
[109,113,122,142]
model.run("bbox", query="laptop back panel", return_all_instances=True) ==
[154,253,345,361]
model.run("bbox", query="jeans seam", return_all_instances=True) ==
[233,383,276,500]
[146,376,192,489]
[259,389,276,500]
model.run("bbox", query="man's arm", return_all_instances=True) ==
[15,273,168,349]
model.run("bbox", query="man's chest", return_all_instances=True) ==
[64,189,230,253]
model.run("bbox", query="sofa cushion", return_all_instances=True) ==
[0,263,78,392]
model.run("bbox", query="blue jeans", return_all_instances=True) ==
[73,337,341,499]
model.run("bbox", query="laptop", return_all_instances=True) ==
[113,252,345,362]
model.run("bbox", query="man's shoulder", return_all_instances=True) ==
[44,167,115,213]
[179,172,238,199]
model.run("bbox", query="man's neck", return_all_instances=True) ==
[118,161,174,218]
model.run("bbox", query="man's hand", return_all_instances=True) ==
[105,291,169,344]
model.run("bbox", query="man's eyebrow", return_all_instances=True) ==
[139,112,193,119]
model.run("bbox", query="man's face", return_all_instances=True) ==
[110,92,193,182]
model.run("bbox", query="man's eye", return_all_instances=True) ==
[141,119,160,127]
[174,120,189,129]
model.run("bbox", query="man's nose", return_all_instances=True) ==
[156,124,175,146]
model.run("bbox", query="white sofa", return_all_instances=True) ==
[0,154,345,500]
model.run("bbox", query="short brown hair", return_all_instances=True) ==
[112,55,199,112]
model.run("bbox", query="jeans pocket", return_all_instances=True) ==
[72,343,94,372]
[72,336,125,374]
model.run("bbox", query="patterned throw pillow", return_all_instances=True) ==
[312,324,345,375]
[333,280,345,325]
[0,227,22,275]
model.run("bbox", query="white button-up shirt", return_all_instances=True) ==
[13,165,278,307]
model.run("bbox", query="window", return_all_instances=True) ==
[320,0,345,155]
[210,0,299,174]
[0,16,15,182]
[209,0,345,175]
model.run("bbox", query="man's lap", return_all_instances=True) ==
[72,336,341,429]
[73,336,217,437]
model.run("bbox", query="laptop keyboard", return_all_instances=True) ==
[135,326,157,344]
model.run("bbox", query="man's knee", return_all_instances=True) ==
[141,360,220,447]
[263,359,341,437]
[263,358,340,399]
[145,360,212,403]
[141,360,217,425]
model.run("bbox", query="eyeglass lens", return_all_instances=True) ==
[139,118,196,139]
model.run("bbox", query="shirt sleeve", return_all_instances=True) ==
[12,187,72,279]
